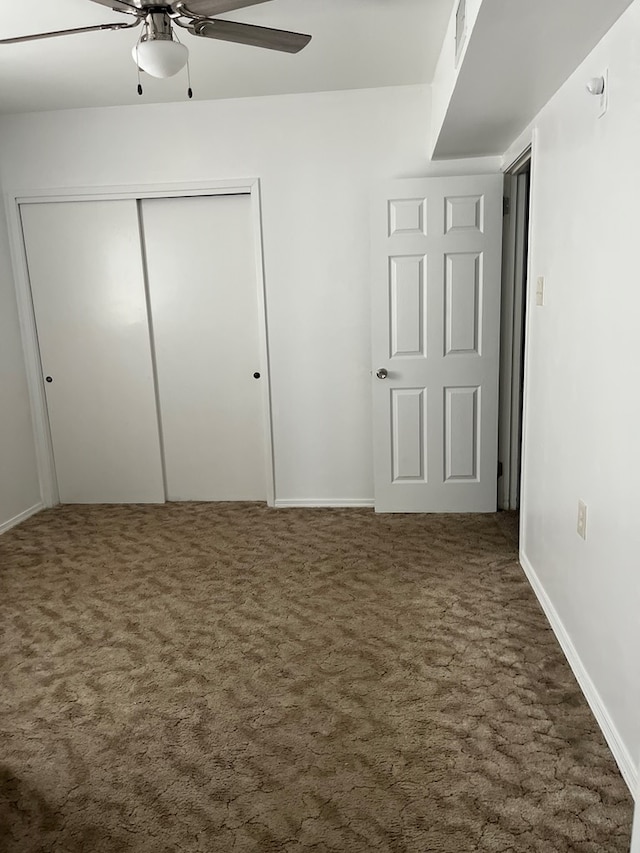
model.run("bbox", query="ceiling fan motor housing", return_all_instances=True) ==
[143,10,174,41]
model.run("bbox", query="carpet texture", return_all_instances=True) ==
[0,504,633,852]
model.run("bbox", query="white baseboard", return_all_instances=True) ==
[631,805,640,853]
[0,502,44,535]
[274,499,375,509]
[520,550,638,799]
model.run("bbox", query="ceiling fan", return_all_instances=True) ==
[0,0,312,85]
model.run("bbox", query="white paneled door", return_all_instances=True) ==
[140,195,267,501]
[21,200,165,504]
[372,175,503,512]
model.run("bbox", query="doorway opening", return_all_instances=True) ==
[498,148,532,534]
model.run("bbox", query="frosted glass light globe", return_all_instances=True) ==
[132,39,188,78]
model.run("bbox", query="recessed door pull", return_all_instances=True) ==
[253,372,261,379]
[45,376,53,383]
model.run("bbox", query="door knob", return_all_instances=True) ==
[376,368,388,380]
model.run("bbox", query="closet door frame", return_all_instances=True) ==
[5,178,276,508]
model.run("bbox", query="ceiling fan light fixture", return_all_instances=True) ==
[2,1,312,92]
[133,37,189,78]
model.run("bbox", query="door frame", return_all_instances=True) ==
[5,178,276,508]
[498,147,532,511]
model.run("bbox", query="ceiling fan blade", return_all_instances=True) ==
[191,19,311,53]
[177,0,274,16]
[87,0,143,15]
[0,18,141,45]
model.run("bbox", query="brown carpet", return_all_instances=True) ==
[0,504,633,852]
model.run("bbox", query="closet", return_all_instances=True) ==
[21,193,267,504]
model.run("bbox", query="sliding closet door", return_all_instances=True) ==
[140,195,267,501]
[21,200,165,504]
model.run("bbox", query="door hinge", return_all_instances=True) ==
[497,461,503,479]
[503,196,510,216]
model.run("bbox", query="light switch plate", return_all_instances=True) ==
[536,276,544,307]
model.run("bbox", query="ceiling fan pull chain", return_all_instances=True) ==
[186,55,193,99]
[173,27,193,99]
[134,41,144,95]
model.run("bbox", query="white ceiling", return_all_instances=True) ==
[0,0,454,114]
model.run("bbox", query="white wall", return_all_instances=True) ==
[0,85,499,506]
[0,195,41,530]
[515,1,640,791]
